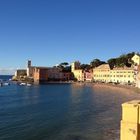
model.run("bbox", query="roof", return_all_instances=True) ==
[31,66,62,71]
[17,69,26,71]
[94,64,110,70]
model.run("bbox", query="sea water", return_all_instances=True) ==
[0,79,140,140]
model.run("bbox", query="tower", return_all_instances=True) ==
[71,61,81,72]
[27,60,32,68]
[27,60,32,77]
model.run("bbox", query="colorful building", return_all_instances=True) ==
[93,64,135,84]
[27,61,73,83]
[71,61,84,81]
[110,67,135,84]
[71,61,92,82]
[93,64,110,83]
[84,70,93,82]
[33,67,48,83]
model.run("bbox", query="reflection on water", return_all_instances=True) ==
[0,83,140,140]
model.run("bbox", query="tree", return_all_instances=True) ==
[90,59,106,68]
[57,62,69,69]
[80,64,90,70]
[107,52,135,68]
[107,58,116,69]
[59,62,69,67]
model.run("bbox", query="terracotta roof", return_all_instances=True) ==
[94,64,110,69]
[32,66,62,70]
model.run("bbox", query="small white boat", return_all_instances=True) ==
[3,82,10,86]
[20,83,26,86]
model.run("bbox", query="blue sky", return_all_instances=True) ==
[0,0,140,74]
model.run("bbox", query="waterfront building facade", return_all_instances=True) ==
[93,64,135,84]
[33,67,48,83]
[84,70,92,82]
[93,64,110,83]
[28,61,73,83]
[33,66,72,83]
[71,61,84,81]
[110,67,135,84]
[71,61,93,82]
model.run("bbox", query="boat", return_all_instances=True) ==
[20,83,26,86]
[3,82,10,86]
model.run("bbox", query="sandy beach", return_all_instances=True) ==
[92,82,140,94]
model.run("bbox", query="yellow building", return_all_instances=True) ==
[93,64,135,84]
[71,61,84,81]
[131,54,140,65]
[110,67,135,84]
[93,64,110,83]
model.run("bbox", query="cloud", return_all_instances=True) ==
[0,68,17,75]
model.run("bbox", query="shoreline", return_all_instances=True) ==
[92,82,140,94]
[11,78,140,94]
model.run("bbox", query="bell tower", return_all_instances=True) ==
[27,60,31,68]
[27,60,32,77]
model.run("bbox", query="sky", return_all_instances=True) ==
[0,0,140,74]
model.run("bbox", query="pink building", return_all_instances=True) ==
[84,70,93,82]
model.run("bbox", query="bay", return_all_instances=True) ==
[0,82,140,140]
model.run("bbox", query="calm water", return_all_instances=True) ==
[0,77,140,140]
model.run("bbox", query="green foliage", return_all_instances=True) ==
[56,62,71,72]
[59,62,69,67]
[90,59,106,68]
[107,52,135,68]
[107,58,116,69]
[80,64,90,70]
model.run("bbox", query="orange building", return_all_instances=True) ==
[33,67,48,83]
[33,67,73,83]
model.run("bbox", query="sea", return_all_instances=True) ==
[0,75,140,140]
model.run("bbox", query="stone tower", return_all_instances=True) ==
[27,60,32,77]
[71,61,81,72]
[27,60,32,68]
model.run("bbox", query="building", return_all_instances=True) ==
[110,67,135,84]
[27,60,35,77]
[131,53,140,65]
[33,67,48,83]
[27,60,73,83]
[71,61,84,81]
[93,64,135,84]
[71,61,93,82]
[84,70,92,82]
[93,64,110,83]
[15,69,27,77]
